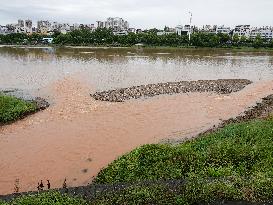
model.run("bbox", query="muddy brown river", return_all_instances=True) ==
[0,46,273,194]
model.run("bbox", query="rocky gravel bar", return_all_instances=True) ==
[91,79,252,102]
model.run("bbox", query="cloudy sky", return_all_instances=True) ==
[0,0,272,29]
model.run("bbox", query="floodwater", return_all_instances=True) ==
[0,46,273,195]
[1,46,273,91]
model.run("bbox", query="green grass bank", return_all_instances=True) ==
[93,117,273,204]
[0,192,87,205]
[0,94,37,124]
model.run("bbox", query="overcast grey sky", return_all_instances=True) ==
[0,0,272,29]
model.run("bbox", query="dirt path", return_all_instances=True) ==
[0,76,273,195]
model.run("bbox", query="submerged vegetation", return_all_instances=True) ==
[2,117,273,204]
[1,28,273,48]
[0,94,37,124]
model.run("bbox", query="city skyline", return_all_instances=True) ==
[0,0,273,29]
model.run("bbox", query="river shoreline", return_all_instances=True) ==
[2,91,273,204]
[0,90,49,127]
[1,44,273,52]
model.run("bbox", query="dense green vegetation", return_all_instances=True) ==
[0,33,53,45]
[0,191,87,205]
[0,94,37,123]
[53,29,273,48]
[2,117,273,204]
[1,28,273,48]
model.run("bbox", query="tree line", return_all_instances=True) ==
[1,28,273,48]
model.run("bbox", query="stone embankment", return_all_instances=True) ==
[91,79,252,102]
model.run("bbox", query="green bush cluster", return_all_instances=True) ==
[0,33,50,45]
[53,29,273,48]
[0,191,87,205]
[0,94,37,123]
[1,28,273,48]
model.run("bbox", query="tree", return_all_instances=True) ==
[239,35,248,47]
[253,34,263,48]
[269,40,273,48]
[209,34,220,47]
[164,26,170,32]
[218,33,231,45]
[232,34,240,46]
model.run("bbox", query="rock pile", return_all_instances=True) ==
[91,79,252,102]
[33,97,50,111]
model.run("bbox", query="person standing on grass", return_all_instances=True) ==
[47,180,51,189]
[39,180,44,191]
[63,178,67,189]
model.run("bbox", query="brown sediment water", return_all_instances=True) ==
[1,47,273,194]
[0,76,273,195]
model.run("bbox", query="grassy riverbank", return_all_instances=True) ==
[0,94,37,124]
[0,192,87,205]
[93,117,273,203]
[2,115,273,204]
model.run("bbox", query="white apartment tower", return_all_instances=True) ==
[97,17,129,32]
[233,25,251,38]
[17,19,24,27]
[216,25,231,35]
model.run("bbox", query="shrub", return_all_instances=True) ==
[0,94,37,123]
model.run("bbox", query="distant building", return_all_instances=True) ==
[97,17,129,32]
[157,31,175,36]
[106,17,129,31]
[25,19,33,34]
[0,25,8,35]
[79,24,95,31]
[39,27,49,35]
[216,25,231,35]
[72,23,80,30]
[25,20,32,29]
[2,18,273,41]
[250,27,273,40]
[113,31,128,36]
[18,19,24,27]
[37,20,51,34]
[199,25,217,34]
[175,25,192,36]
[42,37,53,44]
[96,21,105,29]
[6,24,16,33]
[233,25,251,38]
[51,22,60,31]
[128,28,136,33]
[14,26,26,33]
[90,24,95,31]
[136,29,142,34]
